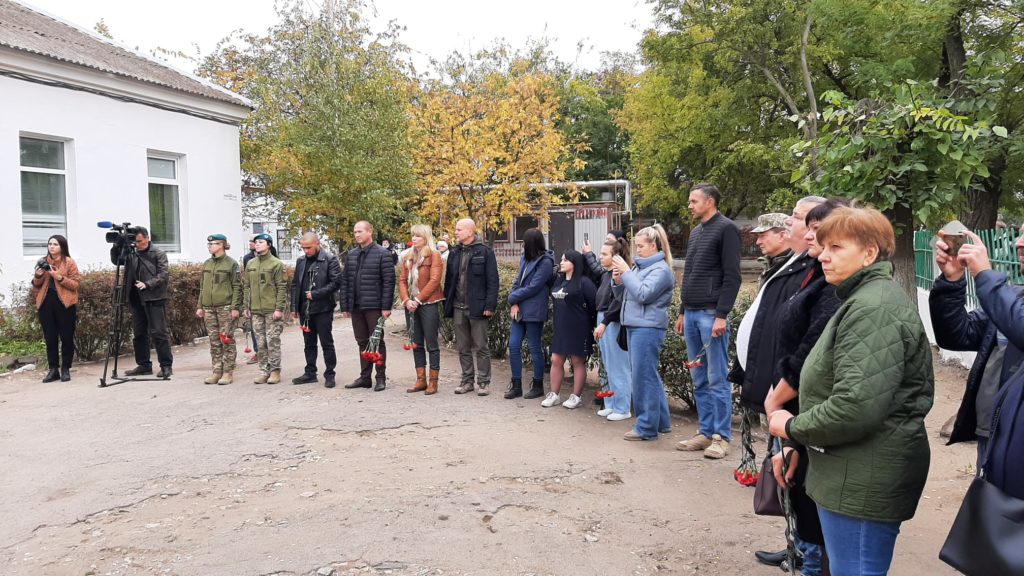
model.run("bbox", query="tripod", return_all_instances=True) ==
[99,241,164,387]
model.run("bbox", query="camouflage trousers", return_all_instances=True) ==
[203,306,237,372]
[252,313,284,372]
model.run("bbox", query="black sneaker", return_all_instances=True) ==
[324,376,336,388]
[292,373,318,385]
[125,366,153,376]
[157,366,173,379]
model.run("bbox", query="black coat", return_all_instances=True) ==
[773,261,841,406]
[739,252,815,412]
[292,250,342,316]
[111,243,169,302]
[444,241,499,319]
[339,243,396,312]
[929,273,1024,445]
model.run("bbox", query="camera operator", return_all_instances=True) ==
[110,226,173,379]
[31,235,80,382]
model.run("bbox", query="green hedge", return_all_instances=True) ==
[436,259,755,412]
[0,263,297,362]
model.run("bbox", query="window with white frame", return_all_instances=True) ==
[20,136,68,256]
[147,155,181,252]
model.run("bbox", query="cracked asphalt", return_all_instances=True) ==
[1,315,972,575]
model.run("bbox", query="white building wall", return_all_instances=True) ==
[0,75,244,297]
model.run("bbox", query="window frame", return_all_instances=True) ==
[19,134,70,257]
[146,152,183,254]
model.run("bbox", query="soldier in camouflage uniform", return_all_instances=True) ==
[196,234,243,384]
[243,233,289,384]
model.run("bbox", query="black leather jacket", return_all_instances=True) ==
[111,242,169,302]
[292,250,342,316]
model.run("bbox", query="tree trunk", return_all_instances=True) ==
[887,202,916,298]
[963,151,1007,230]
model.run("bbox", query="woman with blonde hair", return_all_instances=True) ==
[612,224,675,440]
[399,224,445,395]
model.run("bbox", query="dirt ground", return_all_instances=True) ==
[0,313,975,576]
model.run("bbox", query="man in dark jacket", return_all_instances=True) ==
[738,201,824,415]
[291,232,342,388]
[444,218,500,395]
[340,221,396,391]
[674,184,742,458]
[111,226,173,379]
[931,228,1024,468]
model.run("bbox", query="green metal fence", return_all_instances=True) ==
[914,227,1022,309]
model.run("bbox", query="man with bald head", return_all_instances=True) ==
[291,232,342,388]
[444,218,500,395]
[340,221,396,391]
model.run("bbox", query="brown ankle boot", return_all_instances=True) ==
[425,369,439,395]
[407,367,428,393]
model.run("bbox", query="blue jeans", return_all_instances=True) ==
[684,309,732,441]
[796,533,823,576]
[509,320,545,381]
[597,312,632,414]
[818,507,901,576]
[627,327,671,438]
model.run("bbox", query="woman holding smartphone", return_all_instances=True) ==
[31,235,81,382]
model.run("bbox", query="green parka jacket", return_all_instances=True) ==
[243,253,289,315]
[789,262,934,523]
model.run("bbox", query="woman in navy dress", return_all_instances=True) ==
[541,250,597,409]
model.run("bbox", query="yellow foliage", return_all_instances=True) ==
[409,67,581,237]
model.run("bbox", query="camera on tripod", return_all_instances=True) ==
[98,221,142,246]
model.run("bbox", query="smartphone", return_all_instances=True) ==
[584,232,590,245]
[945,233,967,257]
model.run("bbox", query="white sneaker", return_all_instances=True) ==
[607,411,631,421]
[541,392,562,407]
[563,394,582,409]
[597,408,613,417]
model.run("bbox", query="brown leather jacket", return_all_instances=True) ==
[399,249,444,305]
[31,256,81,309]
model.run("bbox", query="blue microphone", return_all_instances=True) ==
[97,221,115,228]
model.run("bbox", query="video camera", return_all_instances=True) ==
[98,221,142,246]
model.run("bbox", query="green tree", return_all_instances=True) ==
[198,0,414,245]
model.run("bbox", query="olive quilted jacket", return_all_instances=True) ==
[790,262,934,523]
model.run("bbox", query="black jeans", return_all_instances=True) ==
[302,311,336,377]
[39,294,76,370]
[130,297,173,369]
[351,309,385,381]
[411,302,441,370]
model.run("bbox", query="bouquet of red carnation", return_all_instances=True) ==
[360,316,387,366]
[733,407,761,487]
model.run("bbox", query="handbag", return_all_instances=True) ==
[939,477,1024,575]
[753,442,783,517]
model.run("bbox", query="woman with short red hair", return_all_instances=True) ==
[768,206,934,575]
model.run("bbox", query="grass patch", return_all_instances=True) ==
[0,339,46,359]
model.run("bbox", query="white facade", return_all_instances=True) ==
[0,49,249,297]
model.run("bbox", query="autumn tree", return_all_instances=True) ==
[409,51,584,238]
[197,0,414,245]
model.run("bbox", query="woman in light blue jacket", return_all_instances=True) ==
[612,224,675,440]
